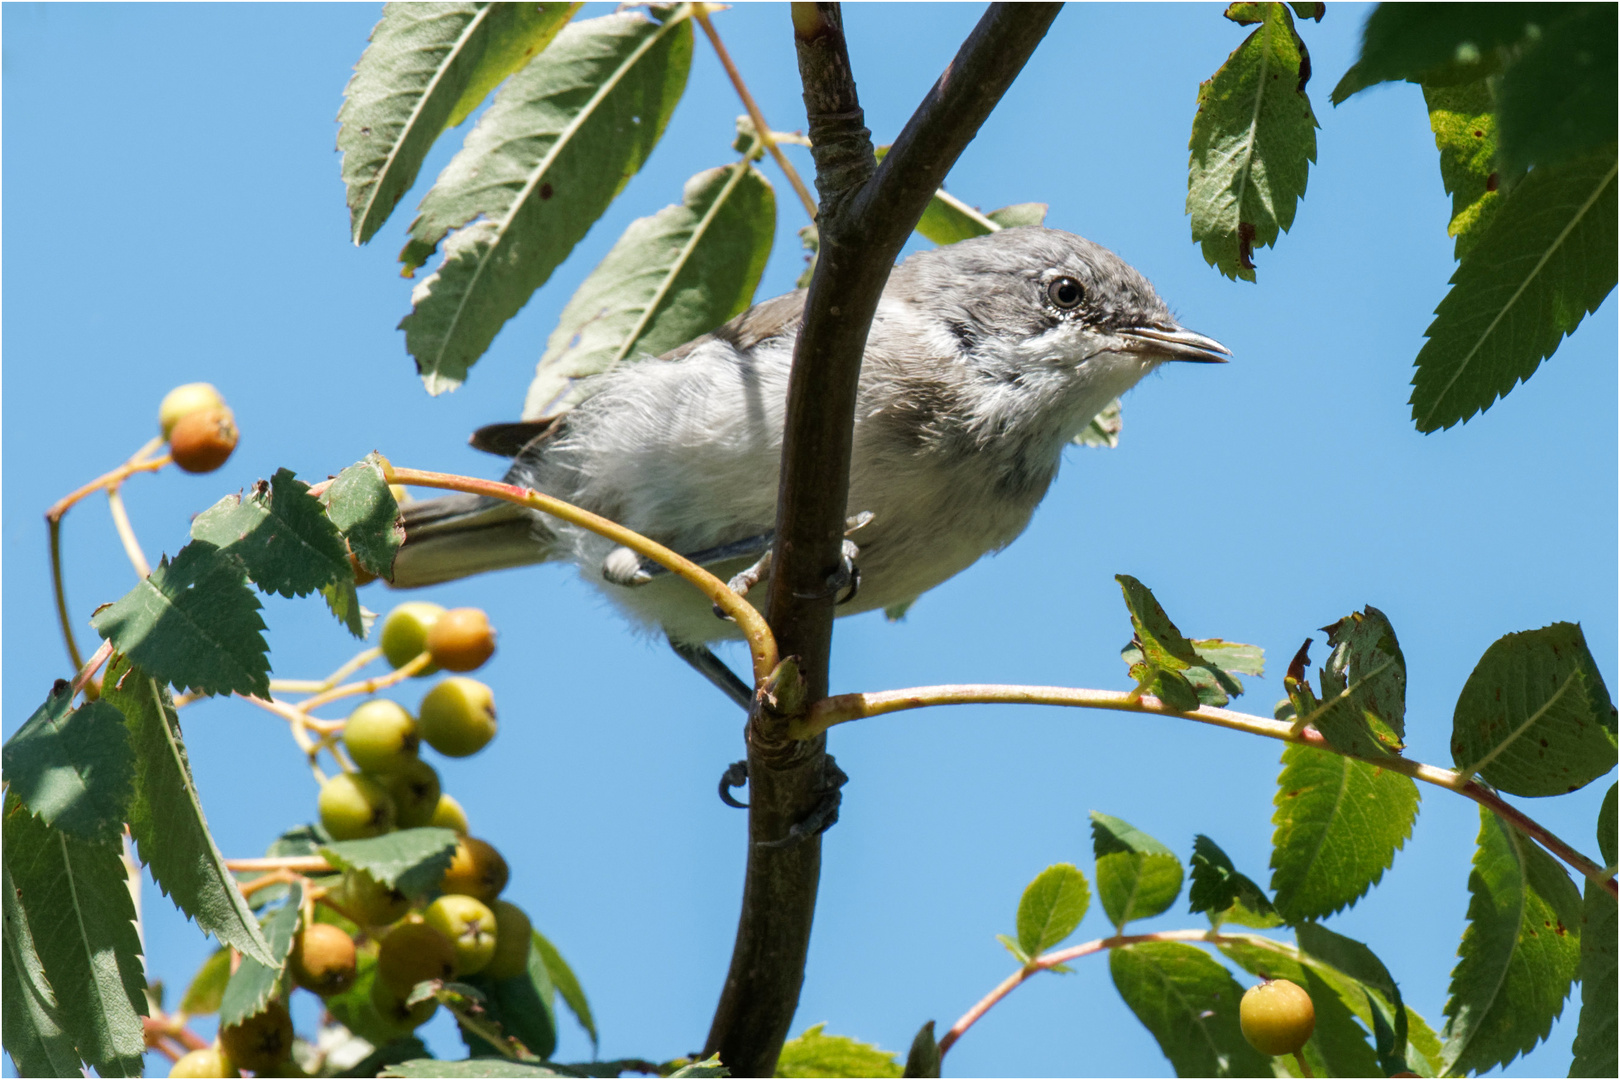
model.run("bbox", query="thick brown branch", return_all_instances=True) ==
[705,5,1061,1075]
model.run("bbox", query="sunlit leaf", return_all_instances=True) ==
[1091,812,1184,929]
[1109,941,1270,1077]
[532,928,595,1048]
[2,686,132,845]
[1,860,81,1077]
[320,828,460,898]
[219,882,302,1026]
[775,1022,903,1078]
[1424,81,1503,261]
[1015,863,1090,957]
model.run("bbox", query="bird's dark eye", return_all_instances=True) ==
[1047,277,1084,309]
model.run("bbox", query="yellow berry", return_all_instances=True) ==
[430,793,470,834]
[418,677,497,757]
[439,836,509,905]
[1240,978,1316,1056]
[379,602,444,674]
[159,383,226,438]
[218,1000,293,1073]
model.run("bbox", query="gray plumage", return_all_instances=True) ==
[392,226,1227,645]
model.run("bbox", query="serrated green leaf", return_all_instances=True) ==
[219,881,302,1026]
[1269,743,1420,921]
[1187,835,1277,924]
[1331,5,1546,103]
[2,798,145,1077]
[1109,941,1270,1077]
[192,468,352,599]
[326,952,413,1053]
[100,658,277,965]
[523,156,775,419]
[1301,606,1408,759]
[180,947,231,1015]
[1442,806,1582,1075]
[400,7,694,393]
[2,858,82,1077]
[461,941,558,1061]
[1293,921,1409,1073]
[1187,2,1318,281]
[775,1022,903,1079]
[1424,81,1503,261]
[339,2,580,245]
[1570,782,1617,1077]
[532,928,595,1048]
[1072,397,1123,449]
[324,453,405,581]
[1116,576,1204,673]
[320,827,460,898]
[1450,622,1618,797]
[1410,143,1617,431]
[1123,636,1261,709]
[1016,863,1090,957]
[90,541,271,698]
[1091,812,1184,930]
[1498,4,1618,172]
[2,686,133,845]
[1217,939,1382,1078]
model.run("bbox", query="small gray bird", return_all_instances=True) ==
[392,227,1226,698]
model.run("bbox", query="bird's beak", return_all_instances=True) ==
[1118,324,1231,364]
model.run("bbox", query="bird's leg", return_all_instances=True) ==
[602,531,776,587]
[668,637,752,711]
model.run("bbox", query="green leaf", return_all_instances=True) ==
[1116,575,1204,674]
[323,453,405,581]
[1442,806,1582,1075]
[320,827,460,898]
[1331,5,1547,103]
[1187,2,1319,281]
[1409,143,1618,432]
[1269,743,1420,921]
[1498,4,1618,172]
[382,1060,572,1078]
[326,953,413,1054]
[1122,637,1263,709]
[532,928,596,1048]
[1015,863,1090,957]
[522,156,776,419]
[1450,622,1618,796]
[339,1,579,245]
[775,1022,903,1079]
[1072,397,1123,449]
[2,798,145,1077]
[400,7,695,393]
[1570,782,1617,1077]
[462,942,559,1061]
[1424,81,1504,261]
[1217,939,1382,1078]
[986,203,1048,229]
[192,468,352,598]
[2,859,83,1077]
[666,1057,728,1078]
[180,948,231,1015]
[100,658,278,965]
[902,1020,940,1079]
[1091,812,1184,930]
[219,881,302,1026]
[2,685,133,845]
[90,541,271,698]
[1301,606,1408,759]
[1187,835,1277,924]
[1109,941,1270,1077]
[1293,922,1410,1073]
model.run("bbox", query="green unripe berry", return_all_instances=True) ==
[159,382,226,438]
[424,894,498,976]
[1240,978,1316,1056]
[430,792,470,834]
[418,677,497,757]
[218,1000,294,1073]
[343,699,419,773]
[379,759,442,829]
[167,1046,237,1078]
[380,602,445,674]
[318,773,396,840]
[370,970,439,1032]
[336,870,410,928]
[484,900,533,979]
[376,920,458,991]
[426,607,497,672]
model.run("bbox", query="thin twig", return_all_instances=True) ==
[387,466,779,684]
[45,436,169,523]
[695,4,819,221]
[802,683,1618,897]
[225,856,333,874]
[71,640,115,699]
[299,650,430,712]
[48,518,85,670]
[105,484,152,578]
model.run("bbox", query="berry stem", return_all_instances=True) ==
[1293,1049,1315,1077]
[387,466,779,685]
[48,518,84,670]
[298,650,430,712]
[225,856,332,874]
[802,683,1618,898]
[694,3,819,222]
[105,483,151,578]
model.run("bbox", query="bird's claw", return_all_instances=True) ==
[755,755,849,850]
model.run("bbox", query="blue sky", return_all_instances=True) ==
[3,3,1614,1077]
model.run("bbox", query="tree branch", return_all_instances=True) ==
[704,5,1062,1074]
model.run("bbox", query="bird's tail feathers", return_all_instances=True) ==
[389,493,553,588]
